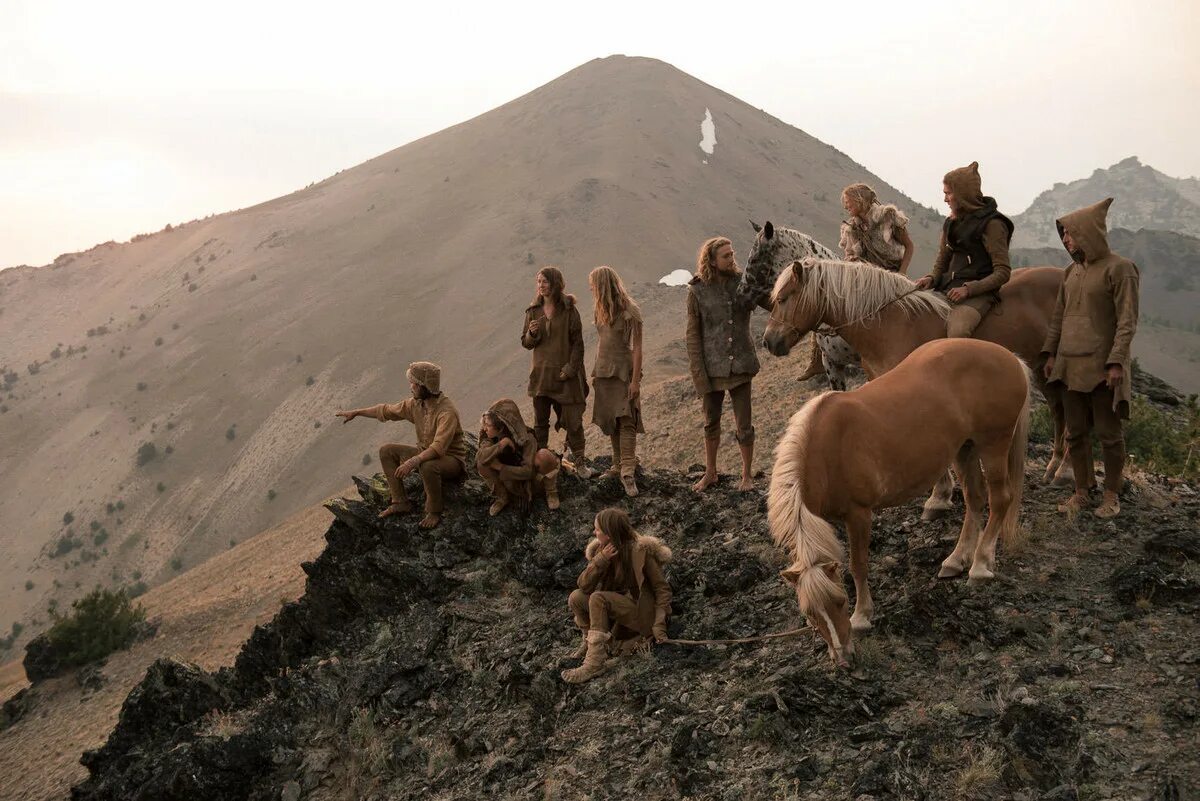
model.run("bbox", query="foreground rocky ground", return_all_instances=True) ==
[55,440,1198,801]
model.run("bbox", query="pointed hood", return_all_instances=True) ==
[944,161,986,214]
[484,397,532,450]
[406,361,442,394]
[1056,197,1114,263]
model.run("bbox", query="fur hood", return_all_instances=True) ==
[526,293,577,313]
[840,202,909,266]
[585,534,672,564]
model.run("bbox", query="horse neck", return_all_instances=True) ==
[832,303,944,378]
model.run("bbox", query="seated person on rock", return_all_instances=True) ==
[336,361,467,529]
[562,507,672,684]
[915,161,1014,338]
[476,398,562,516]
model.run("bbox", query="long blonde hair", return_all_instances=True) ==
[589,266,641,327]
[695,236,738,284]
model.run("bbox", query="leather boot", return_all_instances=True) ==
[561,630,610,683]
[602,432,621,479]
[543,468,561,511]
[619,420,638,497]
[796,333,826,381]
[488,483,509,517]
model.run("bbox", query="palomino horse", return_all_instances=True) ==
[768,337,1031,666]
[744,221,1070,516]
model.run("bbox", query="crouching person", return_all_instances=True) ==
[562,508,672,684]
[476,398,562,515]
[336,361,467,529]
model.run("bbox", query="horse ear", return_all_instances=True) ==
[763,221,774,240]
[790,260,805,282]
[780,567,802,586]
[822,563,839,580]
[750,220,762,234]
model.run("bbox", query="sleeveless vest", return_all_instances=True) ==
[937,198,1014,291]
[688,275,760,380]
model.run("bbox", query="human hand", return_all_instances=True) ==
[1043,356,1056,380]
[915,276,934,291]
[946,287,970,303]
[628,381,640,401]
[598,543,617,561]
[1105,363,1124,390]
[395,457,420,479]
[527,319,540,336]
[336,410,357,424]
[652,627,668,644]
[499,437,515,452]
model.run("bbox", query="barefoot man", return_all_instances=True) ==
[686,236,759,492]
[336,361,467,529]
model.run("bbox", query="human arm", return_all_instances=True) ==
[897,226,915,276]
[915,231,949,290]
[520,309,542,350]
[685,291,711,396]
[340,399,413,424]
[964,219,1012,296]
[1040,272,1069,378]
[628,317,643,401]
[643,554,673,642]
[559,305,585,380]
[577,542,616,593]
[497,439,536,481]
[1105,261,1140,387]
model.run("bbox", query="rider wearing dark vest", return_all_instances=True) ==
[918,162,1014,338]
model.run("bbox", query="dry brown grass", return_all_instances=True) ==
[953,743,1005,797]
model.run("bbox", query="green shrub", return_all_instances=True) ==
[156,482,166,493]
[136,442,158,466]
[50,533,82,558]
[267,489,277,501]
[42,588,146,669]
[25,580,33,591]
[1126,396,1199,479]
[93,529,109,546]
[226,426,236,441]
[63,511,75,525]
[136,381,148,391]
[1029,404,1054,444]
[305,376,315,386]
[170,557,183,571]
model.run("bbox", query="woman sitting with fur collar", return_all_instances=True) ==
[476,398,561,515]
[562,507,672,684]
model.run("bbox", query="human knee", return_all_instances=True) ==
[534,448,559,473]
[568,590,589,616]
[946,306,982,338]
[418,459,442,478]
[735,426,755,446]
[587,591,612,615]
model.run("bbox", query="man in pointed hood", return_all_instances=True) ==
[1041,198,1139,519]
[916,162,1014,337]
[336,361,467,529]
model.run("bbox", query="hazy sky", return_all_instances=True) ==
[2,0,1197,268]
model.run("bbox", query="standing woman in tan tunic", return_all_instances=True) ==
[1041,198,1139,519]
[588,266,645,497]
[522,266,592,477]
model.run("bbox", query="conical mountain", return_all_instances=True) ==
[0,55,940,634]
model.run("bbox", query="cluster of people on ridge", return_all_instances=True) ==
[334,162,1140,682]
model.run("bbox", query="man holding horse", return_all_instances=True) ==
[1042,198,1139,519]
[686,236,759,492]
[915,161,1014,339]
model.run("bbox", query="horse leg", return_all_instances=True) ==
[940,445,985,578]
[846,508,874,631]
[922,470,956,521]
[969,444,1016,583]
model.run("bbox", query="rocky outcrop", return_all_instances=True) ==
[70,453,1200,800]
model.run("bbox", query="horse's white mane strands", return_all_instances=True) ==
[770,257,951,324]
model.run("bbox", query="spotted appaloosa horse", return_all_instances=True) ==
[745,221,1073,511]
[768,338,1031,666]
[746,221,861,391]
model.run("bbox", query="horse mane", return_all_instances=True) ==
[768,396,848,615]
[770,257,950,324]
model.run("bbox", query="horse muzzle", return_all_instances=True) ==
[763,332,792,357]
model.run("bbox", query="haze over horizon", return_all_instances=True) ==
[3,0,1198,268]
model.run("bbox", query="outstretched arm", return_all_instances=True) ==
[898,227,915,276]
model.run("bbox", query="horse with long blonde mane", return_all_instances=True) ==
[769,338,1031,667]
[746,229,1071,517]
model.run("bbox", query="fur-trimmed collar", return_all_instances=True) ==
[526,293,577,313]
[585,534,672,564]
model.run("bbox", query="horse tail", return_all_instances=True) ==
[1001,360,1033,543]
[769,396,847,613]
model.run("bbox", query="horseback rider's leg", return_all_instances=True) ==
[945,295,996,338]
[796,332,826,381]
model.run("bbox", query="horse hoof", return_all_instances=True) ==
[850,615,873,632]
[921,507,950,522]
[938,563,964,579]
[968,568,994,583]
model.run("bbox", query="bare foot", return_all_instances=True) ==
[378,502,411,519]
[1094,491,1121,519]
[692,472,718,493]
[1056,493,1087,515]
[737,476,754,492]
[419,513,441,529]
